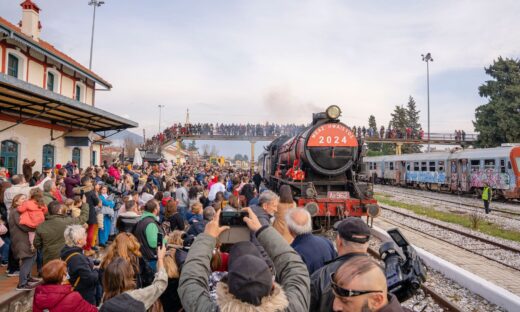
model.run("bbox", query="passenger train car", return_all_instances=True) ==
[364,146,520,199]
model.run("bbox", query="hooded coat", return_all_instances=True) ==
[33,284,97,312]
[60,245,99,305]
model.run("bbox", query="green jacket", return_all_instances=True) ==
[178,227,310,312]
[34,202,89,265]
[482,186,492,201]
[43,191,56,206]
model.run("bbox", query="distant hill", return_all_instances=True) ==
[109,130,144,147]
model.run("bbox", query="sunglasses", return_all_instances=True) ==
[330,273,383,298]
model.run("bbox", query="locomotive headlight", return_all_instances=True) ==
[326,105,342,119]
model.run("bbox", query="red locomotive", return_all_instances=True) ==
[258,106,380,229]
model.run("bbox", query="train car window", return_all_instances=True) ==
[470,160,480,172]
[509,160,513,170]
[421,161,427,171]
[484,159,495,170]
[414,162,419,171]
[429,161,435,171]
[389,162,394,170]
[500,159,506,173]
[406,163,410,171]
[438,161,445,172]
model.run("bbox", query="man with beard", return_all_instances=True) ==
[331,257,410,312]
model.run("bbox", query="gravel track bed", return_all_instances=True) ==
[369,237,506,312]
[380,208,520,270]
[375,184,520,213]
[375,185,520,233]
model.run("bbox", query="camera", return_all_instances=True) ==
[219,211,248,227]
[379,228,427,302]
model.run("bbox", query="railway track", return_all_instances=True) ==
[378,204,520,271]
[367,246,462,312]
[380,186,520,218]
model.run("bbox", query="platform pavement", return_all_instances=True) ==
[0,265,38,312]
[373,218,520,296]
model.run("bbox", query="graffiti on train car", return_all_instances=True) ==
[469,169,511,189]
[406,171,446,184]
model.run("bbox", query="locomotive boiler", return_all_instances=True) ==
[258,106,380,229]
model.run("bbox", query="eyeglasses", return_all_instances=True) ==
[330,273,383,298]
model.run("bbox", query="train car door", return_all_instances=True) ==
[449,160,458,191]
[395,161,404,185]
[459,159,469,192]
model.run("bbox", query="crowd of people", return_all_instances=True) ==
[0,157,411,312]
[143,123,307,150]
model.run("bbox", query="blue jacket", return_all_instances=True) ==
[291,233,337,275]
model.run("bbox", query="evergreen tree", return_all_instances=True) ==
[188,140,198,151]
[382,121,395,155]
[390,105,408,133]
[474,57,520,147]
[403,96,422,153]
[367,115,380,152]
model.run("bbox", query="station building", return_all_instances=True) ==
[0,0,137,175]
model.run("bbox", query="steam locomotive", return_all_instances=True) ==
[258,106,380,229]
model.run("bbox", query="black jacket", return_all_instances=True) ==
[85,190,99,225]
[60,245,99,305]
[160,278,182,312]
[310,252,369,311]
[168,213,185,232]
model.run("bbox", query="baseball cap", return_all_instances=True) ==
[227,241,273,306]
[333,217,371,243]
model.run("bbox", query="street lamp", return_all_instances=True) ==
[158,105,165,133]
[422,52,433,152]
[88,0,105,70]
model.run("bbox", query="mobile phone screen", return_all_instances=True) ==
[157,232,164,248]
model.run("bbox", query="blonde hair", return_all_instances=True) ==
[163,249,179,279]
[101,233,142,273]
[168,230,184,246]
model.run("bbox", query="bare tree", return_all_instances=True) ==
[210,145,219,156]
[124,138,137,157]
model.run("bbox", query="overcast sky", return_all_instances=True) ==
[2,0,520,155]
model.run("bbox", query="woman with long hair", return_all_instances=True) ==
[101,246,167,311]
[100,232,145,287]
[273,184,297,244]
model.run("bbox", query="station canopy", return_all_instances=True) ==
[0,73,138,132]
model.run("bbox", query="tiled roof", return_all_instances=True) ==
[0,16,112,88]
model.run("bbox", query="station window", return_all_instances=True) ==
[414,162,419,171]
[0,140,18,175]
[42,144,55,170]
[484,159,495,170]
[72,148,81,167]
[421,161,427,171]
[500,159,506,173]
[91,151,97,166]
[389,162,394,170]
[47,72,55,91]
[75,85,81,101]
[470,160,480,172]
[429,161,435,172]
[438,160,445,172]
[7,54,19,78]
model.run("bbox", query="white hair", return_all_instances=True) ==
[259,190,279,206]
[285,207,312,236]
[64,224,86,247]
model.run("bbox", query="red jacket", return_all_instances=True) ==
[33,284,97,312]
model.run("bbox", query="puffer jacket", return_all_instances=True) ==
[34,202,89,264]
[178,226,310,312]
[60,245,99,305]
[33,284,97,312]
[18,199,47,228]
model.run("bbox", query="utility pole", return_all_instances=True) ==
[158,105,165,133]
[422,53,433,152]
[88,0,104,70]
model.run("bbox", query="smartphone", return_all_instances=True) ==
[157,232,164,248]
[218,211,250,244]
